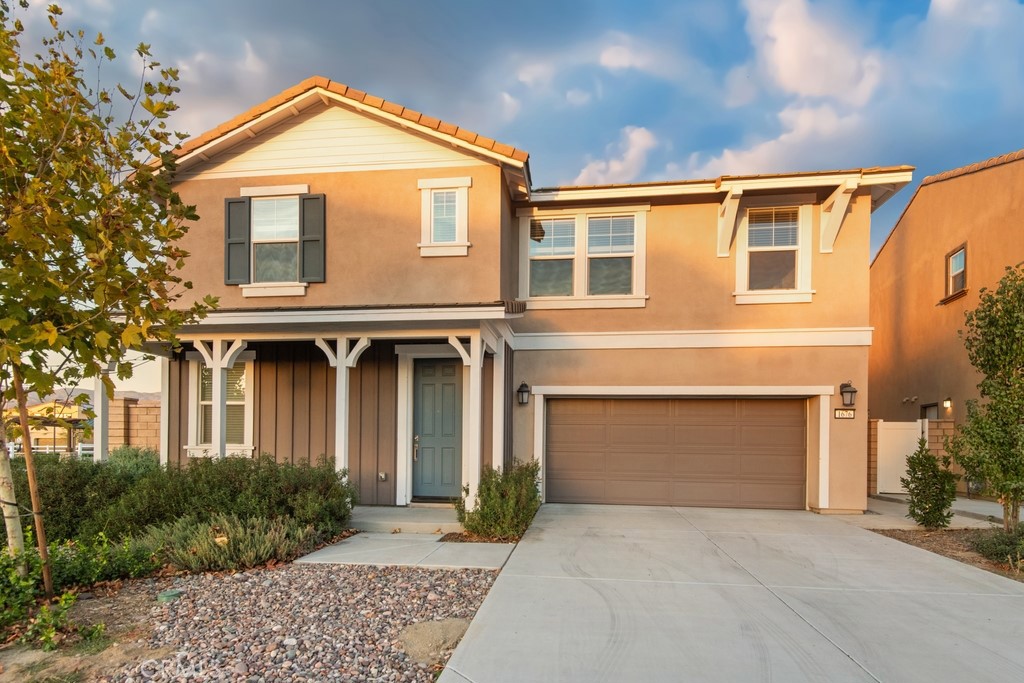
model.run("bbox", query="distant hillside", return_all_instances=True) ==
[21,389,161,407]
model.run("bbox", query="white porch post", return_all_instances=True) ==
[466,333,483,508]
[211,341,227,459]
[92,367,110,462]
[159,356,170,466]
[490,341,505,470]
[337,337,351,473]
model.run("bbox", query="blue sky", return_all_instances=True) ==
[21,0,1024,254]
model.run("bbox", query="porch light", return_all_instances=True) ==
[517,381,531,406]
[943,397,952,409]
[839,381,858,407]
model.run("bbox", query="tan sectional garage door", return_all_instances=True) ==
[545,398,806,509]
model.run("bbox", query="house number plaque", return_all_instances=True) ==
[834,409,855,419]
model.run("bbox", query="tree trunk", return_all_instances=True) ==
[12,366,53,596]
[1007,496,1022,532]
[0,428,27,576]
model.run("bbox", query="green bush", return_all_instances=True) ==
[21,591,76,651]
[901,438,959,529]
[107,445,161,479]
[455,459,540,540]
[970,525,1024,565]
[49,534,160,589]
[141,513,320,572]
[0,543,42,630]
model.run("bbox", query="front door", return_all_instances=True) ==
[412,359,463,499]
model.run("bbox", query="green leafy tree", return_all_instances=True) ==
[901,438,958,529]
[947,263,1024,532]
[0,2,214,592]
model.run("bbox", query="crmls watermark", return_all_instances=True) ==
[139,653,211,679]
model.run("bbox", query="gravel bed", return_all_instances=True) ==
[109,564,497,682]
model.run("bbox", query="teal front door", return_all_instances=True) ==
[413,359,463,499]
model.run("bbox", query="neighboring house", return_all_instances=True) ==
[150,76,911,513]
[869,149,1024,424]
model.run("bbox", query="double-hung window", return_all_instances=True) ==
[945,245,966,300]
[520,207,647,308]
[225,185,325,297]
[418,177,472,256]
[734,200,812,304]
[186,355,254,458]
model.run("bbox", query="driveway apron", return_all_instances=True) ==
[440,504,1024,683]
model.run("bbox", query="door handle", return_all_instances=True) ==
[413,434,420,462]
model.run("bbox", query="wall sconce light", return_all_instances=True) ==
[943,397,952,409]
[839,381,858,407]
[517,381,530,406]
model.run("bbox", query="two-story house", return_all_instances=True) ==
[153,77,911,513]
[870,149,1024,423]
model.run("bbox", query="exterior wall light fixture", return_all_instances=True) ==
[943,397,952,409]
[517,381,530,406]
[839,381,858,407]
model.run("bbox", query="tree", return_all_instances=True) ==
[947,263,1024,532]
[901,438,958,529]
[0,2,214,593]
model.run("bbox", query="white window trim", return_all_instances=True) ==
[518,206,649,309]
[241,185,310,295]
[184,351,255,458]
[418,177,472,257]
[734,195,814,305]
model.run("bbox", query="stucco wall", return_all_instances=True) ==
[870,157,1024,423]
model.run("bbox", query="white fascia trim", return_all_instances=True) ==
[524,296,648,310]
[532,385,835,397]
[516,203,651,217]
[186,306,513,325]
[513,327,872,350]
[240,184,309,197]
[529,171,911,204]
[240,282,308,298]
[418,177,472,189]
[178,328,483,345]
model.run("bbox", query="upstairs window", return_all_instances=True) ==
[418,177,472,256]
[734,200,812,304]
[225,187,325,296]
[946,245,966,299]
[529,217,575,296]
[747,207,798,290]
[519,206,648,309]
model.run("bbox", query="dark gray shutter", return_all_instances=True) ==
[224,197,251,284]
[299,193,326,283]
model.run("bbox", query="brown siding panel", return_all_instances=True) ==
[347,341,398,505]
[546,398,806,509]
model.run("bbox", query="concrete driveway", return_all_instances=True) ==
[440,504,1024,683]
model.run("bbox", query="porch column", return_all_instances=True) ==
[336,336,351,473]
[466,333,483,508]
[159,356,170,466]
[490,341,505,470]
[92,364,113,462]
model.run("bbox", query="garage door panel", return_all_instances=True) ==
[547,398,806,509]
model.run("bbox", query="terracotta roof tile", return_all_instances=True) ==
[922,148,1024,185]
[174,76,530,166]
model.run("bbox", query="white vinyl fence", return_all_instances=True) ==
[876,419,927,494]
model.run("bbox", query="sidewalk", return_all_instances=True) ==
[874,493,1010,523]
[836,495,1002,531]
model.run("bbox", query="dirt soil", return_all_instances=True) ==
[873,528,1024,583]
[440,532,516,543]
[399,618,470,665]
[0,579,176,683]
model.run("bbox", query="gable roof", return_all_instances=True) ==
[921,147,1024,186]
[174,76,531,193]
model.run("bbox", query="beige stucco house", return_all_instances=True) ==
[154,76,912,513]
[869,149,1024,425]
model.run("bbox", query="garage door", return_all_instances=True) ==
[545,398,806,509]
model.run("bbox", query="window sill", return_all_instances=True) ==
[418,242,470,257]
[240,282,308,298]
[733,290,814,304]
[938,288,968,306]
[185,445,254,458]
[523,295,648,310]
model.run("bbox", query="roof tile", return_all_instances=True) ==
[922,148,1024,185]
[380,101,405,116]
[362,94,385,108]
[418,114,441,130]
[454,128,478,143]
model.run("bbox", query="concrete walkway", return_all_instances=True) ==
[872,493,1010,524]
[297,532,514,570]
[441,504,1024,683]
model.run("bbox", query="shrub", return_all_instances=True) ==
[107,445,161,479]
[0,542,42,631]
[455,459,540,541]
[901,438,958,529]
[21,591,76,651]
[141,513,320,572]
[49,534,160,590]
[970,525,1024,567]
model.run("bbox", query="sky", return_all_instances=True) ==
[12,0,1024,390]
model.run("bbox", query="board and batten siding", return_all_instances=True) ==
[348,341,399,506]
[167,356,190,467]
[180,102,482,180]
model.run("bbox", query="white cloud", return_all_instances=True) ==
[574,126,658,185]
[517,62,556,89]
[500,92,521,121]
[565,88,591,106]
[688,104,862,178]
[743,0,882,106]
[723,64,758,108]
[599,44,653,71]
